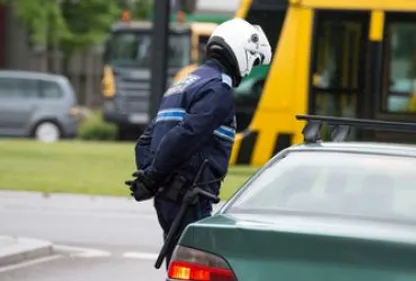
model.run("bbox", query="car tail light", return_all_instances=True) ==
[168,245,237,281]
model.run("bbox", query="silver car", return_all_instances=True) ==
[0,70,79,143]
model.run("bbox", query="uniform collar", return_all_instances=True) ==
[205,59,233,88]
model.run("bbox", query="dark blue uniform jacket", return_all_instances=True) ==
[134,60,236,195]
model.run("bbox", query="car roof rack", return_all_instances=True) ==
[296,114,416,143]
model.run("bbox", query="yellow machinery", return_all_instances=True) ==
[230,0,416,167]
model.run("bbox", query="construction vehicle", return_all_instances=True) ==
[101,9,233,140]
[101,19,192,140]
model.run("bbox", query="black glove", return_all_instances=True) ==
[124,170,158,202]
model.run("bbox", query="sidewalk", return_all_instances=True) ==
[0,236,53,266]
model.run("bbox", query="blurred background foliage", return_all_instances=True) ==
[0,0,153,71]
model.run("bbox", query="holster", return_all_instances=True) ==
[157,171,194,204]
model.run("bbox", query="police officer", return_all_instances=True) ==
[125,18,272,269]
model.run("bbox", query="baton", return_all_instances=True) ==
[154,160,220,269]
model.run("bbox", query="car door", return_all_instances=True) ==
[0,77,39,136]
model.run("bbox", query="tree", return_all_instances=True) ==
[2,0,156,54]
[116,0,153,20]
[1,0,158,72]
[0,0,67,47]
[59,0,121,57]
[0,0,122,71]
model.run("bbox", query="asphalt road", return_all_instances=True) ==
[0,190,197,281]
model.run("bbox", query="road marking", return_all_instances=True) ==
[122,252,158,260]
[54,245,111,258]
[0,254,62,273]
[54,245,160,260]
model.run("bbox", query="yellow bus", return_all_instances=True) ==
[230,0,416,167]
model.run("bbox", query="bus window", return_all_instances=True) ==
[311,11,370,140]
[382,14,416,114]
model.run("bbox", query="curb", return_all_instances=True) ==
[0,236,54,267]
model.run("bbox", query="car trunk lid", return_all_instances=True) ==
[180,214,416,280]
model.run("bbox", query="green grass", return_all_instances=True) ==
[0,139,258,200]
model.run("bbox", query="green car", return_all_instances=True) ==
[166,115,416,281]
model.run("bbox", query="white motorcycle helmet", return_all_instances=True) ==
[205,18,272,87]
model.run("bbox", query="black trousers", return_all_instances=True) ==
[153,196,212,270]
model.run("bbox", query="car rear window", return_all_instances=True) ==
[226,151,416,222]
[40,80,63,99]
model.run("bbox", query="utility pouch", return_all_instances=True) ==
[160,173,192,204]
